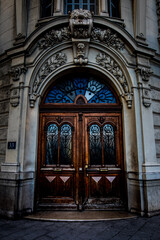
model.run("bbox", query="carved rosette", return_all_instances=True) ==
[96,53,132,108]
[29,52,67,108]
[9,66,27,81]
[69,9,93,65]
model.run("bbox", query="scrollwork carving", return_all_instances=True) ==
[96,53,128,93]
[96,52,132,108]
[91,27,124,50]
[38,27,71,49]
[30,52,67,108]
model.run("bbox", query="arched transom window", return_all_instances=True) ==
[44,77,117,104]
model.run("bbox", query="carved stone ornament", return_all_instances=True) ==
[69,9,93,65]
[142,87,151,108]
[10,87,20,107]
[91,27,124,50]
[38,27,71,49]
[96,52,132,108]
[29,52,67,108]
[140,67,153,81]
[9,66,27,81]
[69,9,93,38]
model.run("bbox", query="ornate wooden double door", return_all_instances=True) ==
[37,111,124,210]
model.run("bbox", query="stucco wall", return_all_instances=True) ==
[0,0,15,55]
[0,61,10,168]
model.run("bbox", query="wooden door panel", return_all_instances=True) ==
[38,112,124,209]
[38,113,78,206]
[83,113,124,209]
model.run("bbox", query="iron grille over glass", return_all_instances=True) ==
[64,0,97,14]
[46,124,58,165]
[89,123,116,166]
[45,123,72,165]
[60,124,72,165]
[89,125,102,165]
[103,124,116,164]
[45,77,116,104]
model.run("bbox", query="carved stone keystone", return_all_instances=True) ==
[69,9,93,65]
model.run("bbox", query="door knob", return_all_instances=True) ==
[85,164,88,169]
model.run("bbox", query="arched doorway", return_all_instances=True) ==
[37,71,125,210]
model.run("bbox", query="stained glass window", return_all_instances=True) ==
[103,124,116,164]
[46,124,58,165]
[60,124,72,165]
[45,77,116,104]
[89,124,102,165]
[64,0,97,14]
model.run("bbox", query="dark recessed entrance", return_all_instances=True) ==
[37,73,125,210]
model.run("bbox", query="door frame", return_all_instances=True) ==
[37,101,125,209]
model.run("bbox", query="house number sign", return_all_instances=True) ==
[8,142,16,149]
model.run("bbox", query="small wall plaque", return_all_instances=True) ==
[8,142,16,149]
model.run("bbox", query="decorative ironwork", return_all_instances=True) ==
[60,124,72,165]
[89,124,102,165]
[46,124,58,165]
[103,124,116,165]
[45,77,116,104]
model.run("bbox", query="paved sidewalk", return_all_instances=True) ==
[0,214,160,240]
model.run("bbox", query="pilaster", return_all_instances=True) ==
[53,0,64,16]
[15,0,27,44]
[98,0,109,16]
[133,0,146,43]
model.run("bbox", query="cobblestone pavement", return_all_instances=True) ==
[0,215,160,240]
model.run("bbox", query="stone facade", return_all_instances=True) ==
[0,0,160,218]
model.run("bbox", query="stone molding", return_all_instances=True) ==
[9,66,27,81]
[29,52,67,108]
[96,52,132,108]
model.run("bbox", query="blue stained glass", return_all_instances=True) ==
[44,77,117,104]
[89,86,117,103]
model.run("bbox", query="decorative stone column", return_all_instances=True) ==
[15,0,27,44]
[98,0,109,16]
[133,0,146,42]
